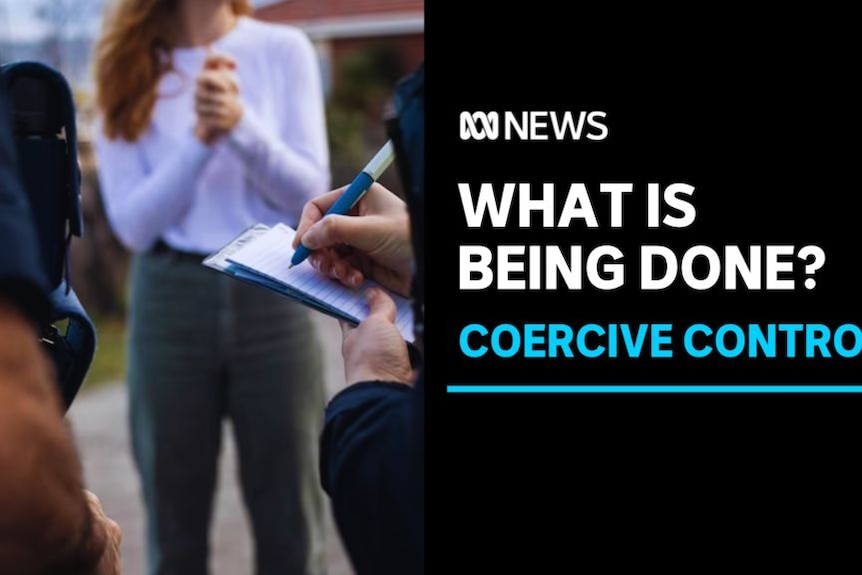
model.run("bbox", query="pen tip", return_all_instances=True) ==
[288,264,295,269]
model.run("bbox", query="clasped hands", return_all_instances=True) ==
[194,49,243,145]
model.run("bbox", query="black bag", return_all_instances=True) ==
[1,61,95,410]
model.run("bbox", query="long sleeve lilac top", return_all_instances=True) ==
[94,17,330,254]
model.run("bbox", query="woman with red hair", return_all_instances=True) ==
[93,1,329,573]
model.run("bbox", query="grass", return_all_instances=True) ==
[80,316,128,392]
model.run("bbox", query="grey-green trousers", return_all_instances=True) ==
[128,250,326,575]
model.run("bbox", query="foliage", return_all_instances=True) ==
[326,44,402,186]
[81,315,127,391]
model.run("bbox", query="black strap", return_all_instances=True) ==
[151,239,208,262]
[46,281,95,410]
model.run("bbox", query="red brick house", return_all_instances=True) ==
[254,0,424,95]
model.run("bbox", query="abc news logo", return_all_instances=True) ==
[459,111,608,141]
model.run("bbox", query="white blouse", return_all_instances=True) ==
[94,17,329,254]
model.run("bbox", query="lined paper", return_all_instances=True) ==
[226,224,414,341]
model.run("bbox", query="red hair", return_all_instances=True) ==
[94,0,252,141]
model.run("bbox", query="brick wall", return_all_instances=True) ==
[256,0,424,21]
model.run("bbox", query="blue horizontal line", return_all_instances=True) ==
[447,385,862,393]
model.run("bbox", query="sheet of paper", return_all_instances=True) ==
[226,223,415,341]
[203,224,271,271]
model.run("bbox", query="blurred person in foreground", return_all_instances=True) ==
[0,87,121,574]
[92,0,330,573]
[293,66,425,575]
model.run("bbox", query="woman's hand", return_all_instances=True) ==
[292,183,414,296]
[194,51,243,145]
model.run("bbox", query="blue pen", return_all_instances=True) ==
[290,140,395,268]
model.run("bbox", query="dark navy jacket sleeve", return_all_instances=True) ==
[0,89,49,324]
[320,376,424,575]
